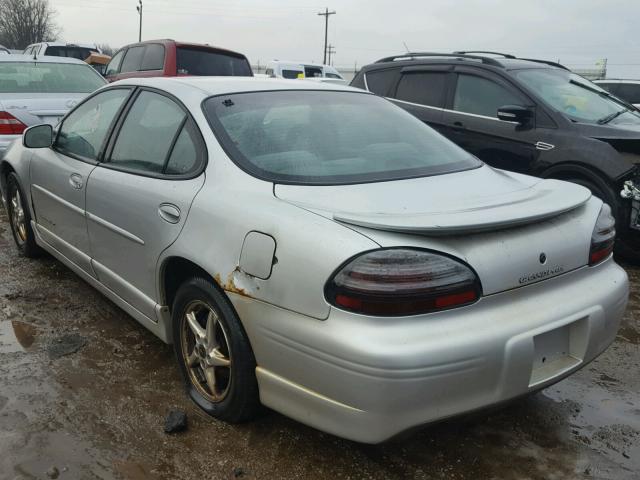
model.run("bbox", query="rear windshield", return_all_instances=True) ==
[176,47,252,76]
[203,90,480,185]
[0,62,106,93]
[45,46,97,61]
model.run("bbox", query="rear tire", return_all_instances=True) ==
[172,277,261,423]
[6,173,41,258]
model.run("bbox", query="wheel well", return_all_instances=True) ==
[162,257,218,312]
[541,163,610,187]
[0,161,15,202]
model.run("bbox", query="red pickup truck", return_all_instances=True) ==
[104,39,253,82]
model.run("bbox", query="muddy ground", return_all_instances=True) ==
[0,208,638,480]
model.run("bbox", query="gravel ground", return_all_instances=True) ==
[0,207,638,480]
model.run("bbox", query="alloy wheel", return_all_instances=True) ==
[180,301,232,402]
[10,189,27,245]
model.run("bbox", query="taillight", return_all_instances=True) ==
[589,203,615,266]
[325,249,481,316]
[0,111,27,135]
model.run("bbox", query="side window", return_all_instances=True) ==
[616,84,640,104]
[282,69,302,79]
[365,69,397,96]
[140,44,165,71]
[105,49,125,76]
[395,72,447,107]
[109,91,187,174]
[596,82,618,94]
[120,46,145,73]
[165,124,200,175]
[55,89,130,160]
[453,74,523,117]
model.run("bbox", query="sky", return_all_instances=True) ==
[50,0,640,78]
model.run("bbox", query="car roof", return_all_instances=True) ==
[0,54,89,64]
[364,52,566,73]
[26,42,98,49]
[110,76,361,97]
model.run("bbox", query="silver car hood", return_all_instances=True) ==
[274,166,591,234]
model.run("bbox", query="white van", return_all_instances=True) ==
[265,60,345,83]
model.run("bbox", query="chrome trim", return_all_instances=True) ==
[535,141,555,151]
[388,97,444,112]
[31,184,84,216]
[86,212,145,245]
[363,72,370,91]
[388,98,520,124]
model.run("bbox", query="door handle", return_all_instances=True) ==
[452,121,466,131]
[69,173,83,189]
[158,203,181,224]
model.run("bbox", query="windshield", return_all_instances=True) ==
[0,62,106,93]
[176,47,252,76]
[514,68,640,125]
[203,90,480,185]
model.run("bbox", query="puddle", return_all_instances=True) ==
[0,320,37,353]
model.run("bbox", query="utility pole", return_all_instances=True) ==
[136,0,143,42]
[327,45,336,65]
[317,7,336,64]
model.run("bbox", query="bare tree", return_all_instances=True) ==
[0,0,60,50]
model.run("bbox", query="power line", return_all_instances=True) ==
[317,7,335,65]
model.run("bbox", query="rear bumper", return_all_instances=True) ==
[0,134,20,159]
[230,258,628,443]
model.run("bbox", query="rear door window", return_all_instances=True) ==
[176,47,252,76]
[395,71,447,107]
[616,83,640,104]
[304,66,323,78]
[108,91,188,174]
[453,74,523,117]
[365,69,398,96]
[140,44,165,71]
[120,46,145,73]
[282,69,302,79]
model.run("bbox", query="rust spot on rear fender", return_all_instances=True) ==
[216,267,253,298]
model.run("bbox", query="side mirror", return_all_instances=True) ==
[497,105,534,125]
[23,124,53,148]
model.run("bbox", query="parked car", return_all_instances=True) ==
[0,55,106,158]
[22,42,100,61]
[266,60,345,81]
[595,79,640,109]
[0,77,628,444]
[104,39,252,82]
[352,51,640,262]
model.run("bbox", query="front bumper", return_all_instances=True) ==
[229,258,628,443]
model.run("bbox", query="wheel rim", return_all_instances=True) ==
[10,188,27,244]
[180,300,232,402]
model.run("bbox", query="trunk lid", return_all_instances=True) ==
[275,166,596,295]
[0,93,85,127]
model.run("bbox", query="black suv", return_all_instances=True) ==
[351,51,640,261]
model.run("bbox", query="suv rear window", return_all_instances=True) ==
[0,62,106,93]
[176,47,252,76]
[44,46,97,61]
[203,90,479,185]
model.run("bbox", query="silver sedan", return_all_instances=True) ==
[0,78,629,443]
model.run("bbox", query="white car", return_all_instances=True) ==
[265,60,345,82]
[0,55,106,158]
[22,42,101,61]
[595,79,640,109]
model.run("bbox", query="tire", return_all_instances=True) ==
[172,277,260,423]
[6,172,41,258]
[567,176,640,264]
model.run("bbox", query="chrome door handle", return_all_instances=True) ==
[158,203,181,224]
[69,173,83,189]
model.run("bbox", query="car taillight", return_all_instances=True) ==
[589,203,615,266]
[325,249,481,316]
[0,111,27,135]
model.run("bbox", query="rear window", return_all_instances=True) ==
[44,46,97,61]
[176,47,252,76]
[203,90,479,185]
[0,62,106,93]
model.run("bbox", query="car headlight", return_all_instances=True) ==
[325,249,481,316]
